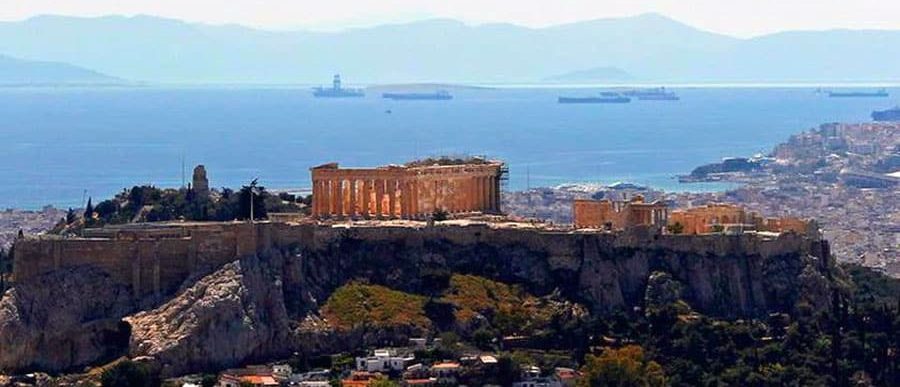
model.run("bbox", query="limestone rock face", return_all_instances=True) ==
[0,267,133,372]
[1,225,837,377]
[126,254,295,377]
[644,271,685,310]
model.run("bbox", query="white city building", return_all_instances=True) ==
[355,349,415,373]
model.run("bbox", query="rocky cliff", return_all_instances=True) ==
[0,267,133,371]
[1,223,836,376]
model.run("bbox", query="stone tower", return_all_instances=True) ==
[192,165,210,197]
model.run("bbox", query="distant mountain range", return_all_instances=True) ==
[0,54,116,84]
[0,13,899,84]
[544,67,634,82]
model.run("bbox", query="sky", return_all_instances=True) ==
[3,0,900,37]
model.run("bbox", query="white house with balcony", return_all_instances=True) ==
[355,349,415,373]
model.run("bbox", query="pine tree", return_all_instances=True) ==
[84,197,94,219]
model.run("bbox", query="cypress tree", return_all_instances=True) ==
[84,197,94,219]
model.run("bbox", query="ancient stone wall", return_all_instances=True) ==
[669,204,811,235]
[13,220,829,317]
[573,197,667,230]
[13,222,269,299]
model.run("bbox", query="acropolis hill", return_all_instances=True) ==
[7,219,836,374]
[2,158,837,375]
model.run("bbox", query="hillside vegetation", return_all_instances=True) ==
[315,266,900,386]
[321,282,431,332]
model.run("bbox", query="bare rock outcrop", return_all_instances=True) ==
[126,254,295,377]
[0,267,133,372]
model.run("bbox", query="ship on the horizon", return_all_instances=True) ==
[622,87,680,101]
[313,74,364,98]
[827,88,889,98]
[872,106,900,121]
[558,92,631,104]
[382,90,453,100]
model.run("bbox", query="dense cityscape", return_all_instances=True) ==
[506,122,900,275]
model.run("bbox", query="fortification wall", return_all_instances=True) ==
[12,222,276,299]
[12,221,830,316]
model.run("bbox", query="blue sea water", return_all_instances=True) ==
[0,86,895,209]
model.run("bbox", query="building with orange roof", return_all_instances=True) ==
[341,371,382,387]
[402,377,437,386]
[218,372,279,387]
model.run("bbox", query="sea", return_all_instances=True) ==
[1,85,897,209]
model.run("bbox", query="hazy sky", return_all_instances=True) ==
[4,0,900,37]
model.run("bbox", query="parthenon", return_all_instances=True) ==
[310,158,504,219]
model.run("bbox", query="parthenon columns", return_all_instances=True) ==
[375,179,384,217]
[311,161,503,220]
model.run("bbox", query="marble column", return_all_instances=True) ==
[318,179,326,216]
[332,178,343,218]
[433,180,442,213]
[314,179,323,216]
[466,177,478,212]
[471,177,478,213]
[494,175,502,212]
[311,179,319,216]
[387,179,397,218]
[410,180,419,217]
[361,179,372,218]
[454,179,463,214]
[478,176,487,212]
[400,180,409,218]
[482,176,491,212]
[347,179,357,218]
[488,176,497,212]
[481,176,491,213]
[375,179,385,218]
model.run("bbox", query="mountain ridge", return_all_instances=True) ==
[1,13,898,83]
[0,53,118,84]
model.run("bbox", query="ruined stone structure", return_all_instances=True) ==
[573,200,811,235]
[192,165,209,196]
[669,203,754,235]
[669,203,810,235]
[310,159,504,219]
[573,195,668,230]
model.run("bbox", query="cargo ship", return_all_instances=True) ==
[872,106,900,121]
[558,92,630,104]
[827,88,889,98]
[382,90,452,100]
[623,87,680,100]
[313,74,364,98]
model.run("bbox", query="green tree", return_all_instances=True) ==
[666,222,684,234]
[84,197,94,219]
[236,181,268,220]
[100,360,159,387]
[197,374,217,387]
[65,208,77,224]
[368,375,399,387]
[579,345,666,387]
